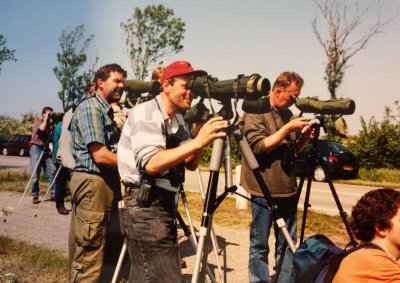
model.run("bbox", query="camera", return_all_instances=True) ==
[48,112,64,126]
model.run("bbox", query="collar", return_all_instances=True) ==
[155,96,179,135]
[93,92,112,114]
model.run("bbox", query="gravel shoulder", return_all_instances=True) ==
[0,191,279,282]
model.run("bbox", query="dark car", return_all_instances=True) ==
[295,139,359,182]
[2,134,32,157]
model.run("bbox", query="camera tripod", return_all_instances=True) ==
[272,115,357,282]
[18,131,55,208]
[298,119,357,245]
[191,121,296,283]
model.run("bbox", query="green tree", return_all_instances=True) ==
[0,34,17,75]
[312,0,390,99]
[0,112,38,139]
[53,25,98,111]
[348,101,400,169]
[121,4,185,80]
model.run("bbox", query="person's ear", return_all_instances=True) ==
[374,224,387,238]
[274,88,282,98]
[163,80,171,94]
[97,78,104,89]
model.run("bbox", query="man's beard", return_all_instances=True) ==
[108,88,123,103]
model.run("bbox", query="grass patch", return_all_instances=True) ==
[0,236,68,282]
[0,170,70,198]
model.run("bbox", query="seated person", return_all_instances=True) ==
[333,188,400,282]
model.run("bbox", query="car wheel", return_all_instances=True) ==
[2,148,8,156]
[314,166,326,182]
[19,148,25,156]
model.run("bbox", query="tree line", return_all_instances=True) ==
[1,1,398,171]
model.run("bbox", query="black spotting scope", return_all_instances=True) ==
[295,97,355,115]
[187,74,271,101]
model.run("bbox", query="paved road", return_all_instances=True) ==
[0,155,30,172]
[0,156,378,215]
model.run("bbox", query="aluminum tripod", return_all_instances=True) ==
[191,127,296,283]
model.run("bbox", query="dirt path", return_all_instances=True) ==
[1,191,282,282]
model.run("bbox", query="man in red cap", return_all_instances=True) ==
[118,61,228,282]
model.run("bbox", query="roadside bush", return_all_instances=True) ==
[358,168,400,184]
[347,101,400,169]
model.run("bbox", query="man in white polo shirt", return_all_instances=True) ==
[118,61,228,282]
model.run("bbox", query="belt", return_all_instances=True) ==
[122,181,140,195]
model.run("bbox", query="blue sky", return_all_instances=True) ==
[1,0,399,135]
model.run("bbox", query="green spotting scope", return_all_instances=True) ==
[295,97,355,115]
[187,74,271,101]
[123,80,161,95]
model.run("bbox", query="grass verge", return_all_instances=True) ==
[0,236,68,283]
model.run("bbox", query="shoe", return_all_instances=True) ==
[57,206,69,215]
[32,197,39,204]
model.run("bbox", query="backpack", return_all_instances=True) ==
[292,234,382,283]
[56,107,75,170]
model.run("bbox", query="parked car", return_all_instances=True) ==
[2,134,32,157]
[295,139,359,182]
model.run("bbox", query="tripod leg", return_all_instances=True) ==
[234,130,296,253]
[34,165,62,217]
[111,240,127,283]
[320,161,357,246]
[176,211,217,283]
[18,149,46,207]
[195,168,224,282]
[192,137,224,283]
[299,173,313,244]
[180,185,198,245]
[196,168,221,253]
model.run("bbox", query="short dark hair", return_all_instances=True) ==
[93,64,127,90]
[42,106,53,115]
[350,188,400,242]
[272,72,304,91]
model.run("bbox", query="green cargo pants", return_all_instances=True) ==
[68,171,123,282]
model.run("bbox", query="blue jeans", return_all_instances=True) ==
[121,186,182,283]
[249,196,297,283]
[29,144,56,198]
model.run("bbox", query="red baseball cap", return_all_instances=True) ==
[161,61,207,83]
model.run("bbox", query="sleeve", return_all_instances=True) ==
[75,104,106,147]
[242,112,269,155]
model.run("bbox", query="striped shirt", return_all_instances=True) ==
[117,95,190,192]
[70,93,119,173]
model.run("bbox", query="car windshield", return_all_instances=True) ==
[325,141,351,154]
